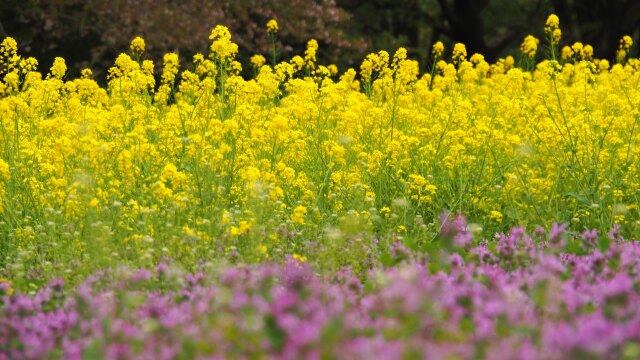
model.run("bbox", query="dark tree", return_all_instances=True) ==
[1,0,638,78]
[550,0,640,60]
[0,0,364,78]
[339,0,638,64]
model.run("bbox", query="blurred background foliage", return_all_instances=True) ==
[1,0,639,79]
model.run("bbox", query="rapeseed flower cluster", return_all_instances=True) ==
[545,14,562,45]
[130,36,146,54]
[266,19,278,34]
[1,16,640,285]
[520,35,539,59]
[617,35,634,63]
[432,41,445,58]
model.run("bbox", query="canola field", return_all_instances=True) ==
[2,15,640,359]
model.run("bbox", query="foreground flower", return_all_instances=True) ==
[4,225,640,359]
[266,19,279,34]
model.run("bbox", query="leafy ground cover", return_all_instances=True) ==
[3,220,640,359]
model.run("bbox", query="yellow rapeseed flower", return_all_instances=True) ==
[250,54,266,69]
[520,35,539,59]
[81,68,93,79]
[266,19,278,34]
[544,14,562,45]
[304,39,319,68]
[0,37,17,57]
[620,35,633,50]
[0,159,9,180]
[617,35,633,63]
[432,41,444,58]
[545,14,560,33]
[3,18,640,279]
[452,43,467,65]
[209,25,239,62]
[489,210,503,223]
[49,57,67,79]
[130,36,146,53]
[291,205,307,225]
